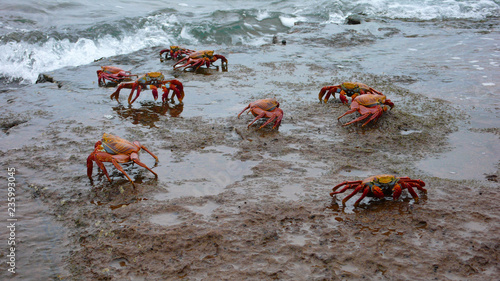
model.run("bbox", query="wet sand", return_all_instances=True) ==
[0,44,499,280]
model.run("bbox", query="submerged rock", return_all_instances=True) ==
[346,15,362,25]
[36,73,62,88]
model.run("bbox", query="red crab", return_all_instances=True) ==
[238,98,283,129]
[159,45,194,61]
[87,133,159,188]
[330,174,427,206]
[97,66,137,87]
[173,50,228,71]
[319,82,383,104]
[337,94,394,127]
[110,72,184,105]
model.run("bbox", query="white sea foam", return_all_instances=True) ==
[357,0,499,20]
[0,14,178,83]
[256,10,270,21]
[279,16,306,27]
[325,12,346,25]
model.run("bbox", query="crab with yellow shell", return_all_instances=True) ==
[159,45,194,62]
[330,174,427,207]
[110,72,184,105]
[319,82,383,104]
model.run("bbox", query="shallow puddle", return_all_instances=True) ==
[154,146,258,199]
[149,212,182,227]
[185,201,221,218]
[417,130,499,180]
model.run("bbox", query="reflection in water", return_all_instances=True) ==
[186,65,228,75]
[326,194,426,215]
[113,102,184,127]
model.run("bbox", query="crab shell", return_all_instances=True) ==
[340,82,372,97]
[238,98,283,129]
[251,98,280,112]
[101,133,140,155]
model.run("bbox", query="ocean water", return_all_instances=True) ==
[1,0,499,83]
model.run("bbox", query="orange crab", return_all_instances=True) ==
[330,174,427,206]
[319,82,383,104]
[97,66,137,87]
[173,50,228,71]
[110,72,184,105]
[159,45,194,61]
[338,94,394,127]
[238,98,283,129]
[87,133,159,188]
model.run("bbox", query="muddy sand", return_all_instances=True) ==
[0,46,499,280]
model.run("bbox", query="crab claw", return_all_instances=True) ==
[170,80,185,103]
[371,185,385,199]
[392,184,403,200]
[215,54,227,65]
[384,98,395,109]
[149,85,159,101]
[339,93,349,104]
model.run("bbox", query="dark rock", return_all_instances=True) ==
[36,73,63,88]
[36,73,54,84]
[346,15,362,25]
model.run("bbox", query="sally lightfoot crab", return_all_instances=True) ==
[330,174,427,207]
[338,94,394,127]
[238,98,283,129]
[97,66,137,87]
[87,133,159,189]
[110,72,184,105]
[319,82,383,104]
[159,46,194,62]
[173,50,228,71]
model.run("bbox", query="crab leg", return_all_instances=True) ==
[247,112,266,128]
[238,106,251,118]
[130,153,158,178]
[331,180,362,192]
[273,113,283,129]
[259,115,277,129]
[173,59,195,70]
[110,82,133,101]
[173,57,189,68]
[369,87,383,95]
[110,158,136,188]
[343,112,372,126]
[135,143,159,163]
[192,60,205,70]
[403,183,420,202]
[361,110,383,127]
[128,84,142,104]
[330,184,354,196]
[353,186,371,206]
[407,182,427,193]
